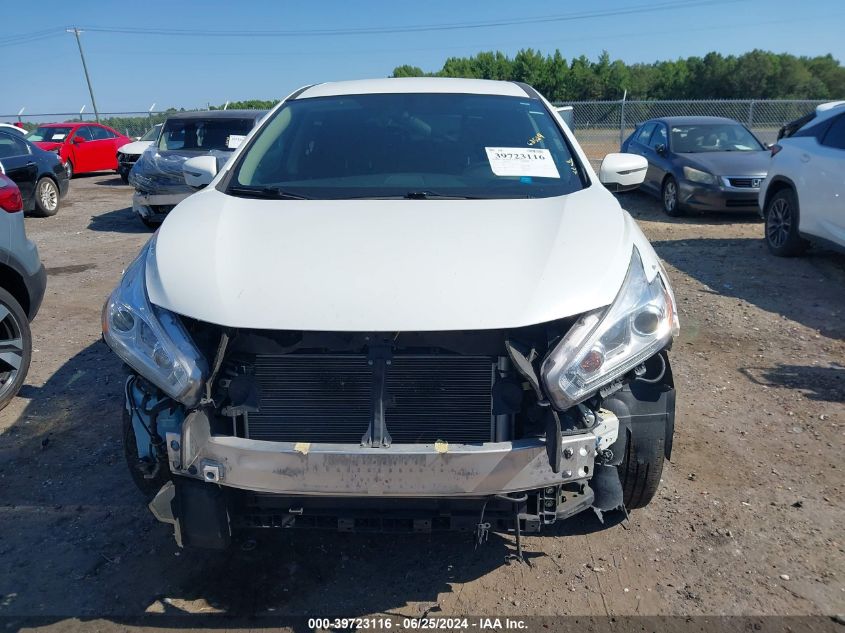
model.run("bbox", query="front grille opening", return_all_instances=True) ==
[245,354,495,444]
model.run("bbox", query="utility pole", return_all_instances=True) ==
[67,27,100,122]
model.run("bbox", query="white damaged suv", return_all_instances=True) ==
[103,78,678,550]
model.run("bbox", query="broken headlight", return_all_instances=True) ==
[541,247,678,410]
[102,238,207,406]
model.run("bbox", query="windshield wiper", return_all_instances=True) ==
[340,191,487,200]
[227,185,310,200]
[404,191,485,200]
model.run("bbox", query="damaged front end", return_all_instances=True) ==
[128,149,228,225]
[104,239,677,550]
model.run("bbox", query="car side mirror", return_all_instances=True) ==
[72,136,86,144]
[182,155,218,189]
[655,144,667,156]
[599,153,648,192]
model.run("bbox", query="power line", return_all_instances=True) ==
[0,28,65,48]
[77,0,739,38]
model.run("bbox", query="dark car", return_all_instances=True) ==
[621,116,770,216]
[0,129,69,216]
[129,109,267,228]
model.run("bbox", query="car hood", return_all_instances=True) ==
[145,186,636,331]
[678,150,770,176]
[118,140,153,156]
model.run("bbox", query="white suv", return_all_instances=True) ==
[102,78,678,551]
[760,102,845,256]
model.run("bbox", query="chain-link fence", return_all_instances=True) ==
[552,99,828,166]
[2,100,829,151]
[0,111,177,138]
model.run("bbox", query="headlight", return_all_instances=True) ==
[541,247,679,410]
[682,166,716,185]
[102,238,207,405]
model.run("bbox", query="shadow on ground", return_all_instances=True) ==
[653,237,845,340]
[93,176,131,188]
[0,342,621,628]
[88,207,154,234]
[739,363,845,402]
[618,192,763,226]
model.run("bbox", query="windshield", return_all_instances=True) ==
[158,118,254,152]
[27,126,73,142]
[228,93,585,200]
[671,123,764,152]
[140,124,162,142]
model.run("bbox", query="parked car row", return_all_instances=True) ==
[2,82,841,555]
[623,103,845,256]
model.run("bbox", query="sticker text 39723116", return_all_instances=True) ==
[484,147,561,179]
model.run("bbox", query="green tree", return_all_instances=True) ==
[390,48,845,100]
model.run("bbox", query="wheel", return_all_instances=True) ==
[63,160,73,179]
[123,406,170,500]
[765,188,808,257]
[661,176,684,217]
[0,287,32,411]
[32,177,60,217]
[620,423,666,509]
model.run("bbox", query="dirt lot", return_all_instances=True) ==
[0,173,843,626]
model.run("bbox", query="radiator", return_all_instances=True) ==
[245,354,495,444]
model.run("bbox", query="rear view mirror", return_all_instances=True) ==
[599,153,648,192]
[182,155,218,189]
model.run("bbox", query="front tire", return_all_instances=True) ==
[620,424,666,509]
[765,188,808,257]
[32,177,60,217]
[63,160,74,179]
[662,176,684,217]
[0,287,32,411]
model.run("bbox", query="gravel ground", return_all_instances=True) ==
[0,174,843,626]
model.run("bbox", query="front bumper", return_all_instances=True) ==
[163,410,611,498]
[132,191,189,222]
[678,179,761,212]
[117,154,140,175]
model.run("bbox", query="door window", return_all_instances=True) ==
[635,123,656,145]
[0,131,30,158]
[90,126,115,140]
[73,127,95,142]
[649,124,668,149]
[821,114,845,150]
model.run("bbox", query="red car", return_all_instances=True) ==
[26,122,132,179]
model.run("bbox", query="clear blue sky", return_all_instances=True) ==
[2,0,842,115]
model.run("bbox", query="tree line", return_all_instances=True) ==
[392,49,845,101]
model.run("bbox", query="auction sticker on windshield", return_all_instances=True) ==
[227,134,247,149]
[485,147,560,178]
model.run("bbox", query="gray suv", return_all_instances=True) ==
[0,173,46,409]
